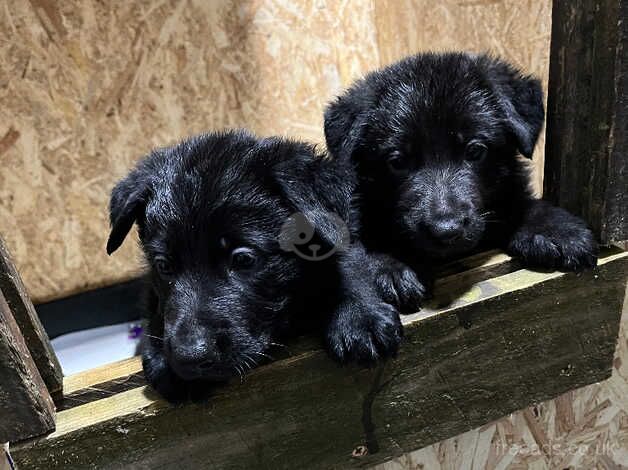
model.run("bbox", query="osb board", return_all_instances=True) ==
[376,285,628,470]
[0,0,379,302]
[0,0,551,301]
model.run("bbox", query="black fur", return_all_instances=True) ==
[107,130,402,402]
[324,52,598,308]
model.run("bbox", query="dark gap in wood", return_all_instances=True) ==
[57,371,146,412]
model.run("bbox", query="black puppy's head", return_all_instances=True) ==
[325,52,544,258]
[107,130,351,381]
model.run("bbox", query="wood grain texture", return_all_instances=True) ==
[0,290,56,443]
[378,279,628,470]
[544,0,627,244]
[0,236,62,396]
[11,251,626,469]
[0,0,379,302]
[62,355,142,396]
[57,357,145,412]
[0,0,552,302]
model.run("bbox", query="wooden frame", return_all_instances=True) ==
[545,0,627,244]
[10,250,627,469]
[2,2,627,468]
[0,289,56,443]
[0,237,63,397]
[0,236,59,443]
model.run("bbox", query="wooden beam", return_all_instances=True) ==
[0,290,56,443]
[63,356,143,396]
[0,237,63,397]
[11,250,626,469]
[57,357,145,411]
[544,0,627,244]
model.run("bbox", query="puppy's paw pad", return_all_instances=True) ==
[376,264,426,314]
[327,304,403,364]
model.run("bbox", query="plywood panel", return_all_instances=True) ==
[0,0,379,301]
[374,0,552,195]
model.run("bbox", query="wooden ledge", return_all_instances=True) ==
[63,356,143,396]
[53,250,518,410]
[12,250,627,469]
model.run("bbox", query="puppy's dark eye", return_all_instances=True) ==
[387,152,408,174]
[154,256,174,278]
[465,142,488,161]
[230,247,257,271]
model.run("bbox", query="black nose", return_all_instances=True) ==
[165,338,213,380]
[428,215,468,243]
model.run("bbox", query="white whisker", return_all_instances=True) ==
[251,351,274,360]
[144,334,163,342]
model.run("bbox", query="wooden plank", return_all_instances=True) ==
[58,357,145,411]
[544,0,627,243]
[53,252,520,411]
[435,250,515,278]
[0,237,63,397]
[11,251,626,469]
[0,290,56,443]
[63,356,142,396]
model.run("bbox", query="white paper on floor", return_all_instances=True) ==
[51,321,142,376]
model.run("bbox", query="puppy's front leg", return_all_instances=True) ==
[325,243,405,364]
[506,199,598,271]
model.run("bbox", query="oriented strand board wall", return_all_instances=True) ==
[0,0,379,302]
[0,0,550,302]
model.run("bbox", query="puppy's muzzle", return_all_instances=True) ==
[163,319,222,380]
[426,211,471,245]
[165,337,215,380]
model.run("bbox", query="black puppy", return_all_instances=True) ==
[107,130,402,402]
[324,52,598,309]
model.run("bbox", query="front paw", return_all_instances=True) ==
[326,300,403,364]
[508,225,598,272]
[375,261,427,313]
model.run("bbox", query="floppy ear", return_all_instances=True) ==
[106,170,150,255]
[488,60,545,159]
[323,84,373,162]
